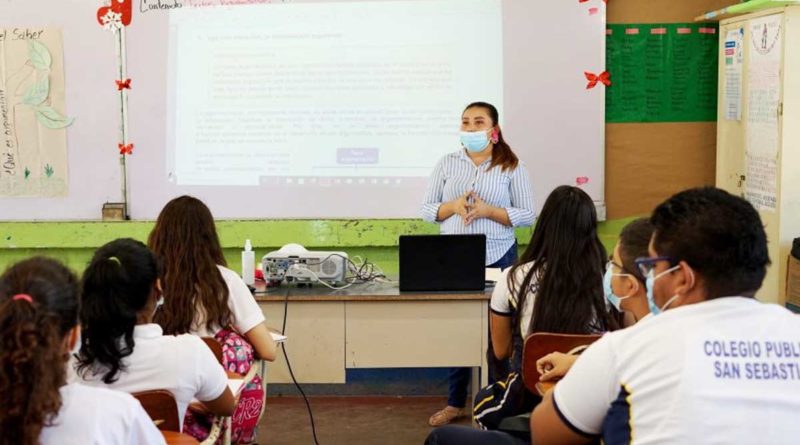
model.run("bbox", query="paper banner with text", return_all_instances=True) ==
[0,28,71,197]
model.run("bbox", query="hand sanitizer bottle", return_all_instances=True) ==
[242,239,255,286]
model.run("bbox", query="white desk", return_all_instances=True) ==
[256,282,490,396]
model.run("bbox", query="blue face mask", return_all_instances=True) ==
[645,266,681,315]
[460,130,490,152]
[604,267,635,312]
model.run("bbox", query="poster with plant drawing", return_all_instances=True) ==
[0,28,72,197]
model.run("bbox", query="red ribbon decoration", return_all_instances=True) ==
[118,143,134,155]
[584,71,611,89]
[116,79,132,90]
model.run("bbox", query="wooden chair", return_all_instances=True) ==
[195,337,269,445]
[132,390,181,432]
[496,332,602,434]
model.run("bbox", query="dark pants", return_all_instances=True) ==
[447,241,518,408]
[425,425,530,445]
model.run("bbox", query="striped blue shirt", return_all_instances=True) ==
[421,150,535,265]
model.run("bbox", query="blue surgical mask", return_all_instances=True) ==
[460,130,490,152]
[645,266,681,315]
[604,267,635,312]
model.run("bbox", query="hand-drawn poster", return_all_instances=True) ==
[724,28,744,121]
[0,28,72,197]
[745,15,781,213]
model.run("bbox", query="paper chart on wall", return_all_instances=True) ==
[724,28,744,121]
[0,28,72,197]
[745,15,781,213]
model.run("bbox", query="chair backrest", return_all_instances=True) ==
[202,337,224,365]
[520,332,602,394]
[132,389,181,432]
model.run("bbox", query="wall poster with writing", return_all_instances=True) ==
[606,24,719,123]
[745,14,782,213]
[0,28,72,197]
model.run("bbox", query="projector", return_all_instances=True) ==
[262,244,348,285]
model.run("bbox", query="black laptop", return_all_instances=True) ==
[399,234,486,292]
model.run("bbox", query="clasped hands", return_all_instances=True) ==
[452,191,491,225]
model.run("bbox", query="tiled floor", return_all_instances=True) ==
[259,396,472,445]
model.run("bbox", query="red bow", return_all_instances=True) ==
[585,71,611,89]
[118,143,134,155]
[116,79,131,90]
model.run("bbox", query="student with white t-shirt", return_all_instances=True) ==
[537,218,654,382]
[0,256,165,445]
[427,186,621,444]
[148,195,276,442]
[148,195,277,360]
[72,238,235,430]
[532,187,800,444]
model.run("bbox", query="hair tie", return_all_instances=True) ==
[12,294,34,304]
[108,256,121,265]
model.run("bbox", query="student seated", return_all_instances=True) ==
[531,187,800,444]
[71,239,235,431]
[0,257,165,445]
[148,195,276,442]
[427,186,621,444]
[537,217,653,381]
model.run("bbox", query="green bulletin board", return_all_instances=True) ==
[606,23,719,123]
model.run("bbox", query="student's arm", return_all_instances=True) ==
[530,391,591,445]
[491,313,513,359]
[201,388,236,417]
[195,339,236,416]
[489,269,514,360]
[243,322,278,361]
[530,337,616,445]
[222,267,277,360]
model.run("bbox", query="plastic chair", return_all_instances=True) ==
[133,389,181,432]
[496,332,602,434]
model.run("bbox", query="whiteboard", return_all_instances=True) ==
[1,0,606,220]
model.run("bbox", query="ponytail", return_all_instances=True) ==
[463,101,519,172]
[0,258,79,445]
[77,238,159,384]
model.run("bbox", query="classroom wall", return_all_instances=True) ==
[605,0,731,219]
[0,219,635,275]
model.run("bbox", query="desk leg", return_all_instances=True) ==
[472,300,490,427]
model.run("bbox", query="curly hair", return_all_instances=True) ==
[0,257,79,445]
[148,195,233,335]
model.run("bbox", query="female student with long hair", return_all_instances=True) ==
[426,216,653,445]
[0,257,165,445]
[148,195,276,442]
[470,185,619,429]
[535,217,653,382]
[422,102,535,426]
[72,239,235,433]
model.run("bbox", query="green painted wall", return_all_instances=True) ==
[0,218,639,274]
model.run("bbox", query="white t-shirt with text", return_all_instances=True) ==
[553,297,800,444]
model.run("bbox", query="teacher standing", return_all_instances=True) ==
[421,101,535,426]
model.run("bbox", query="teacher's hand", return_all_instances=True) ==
[465,192,491,225]
[448,192,471,222]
